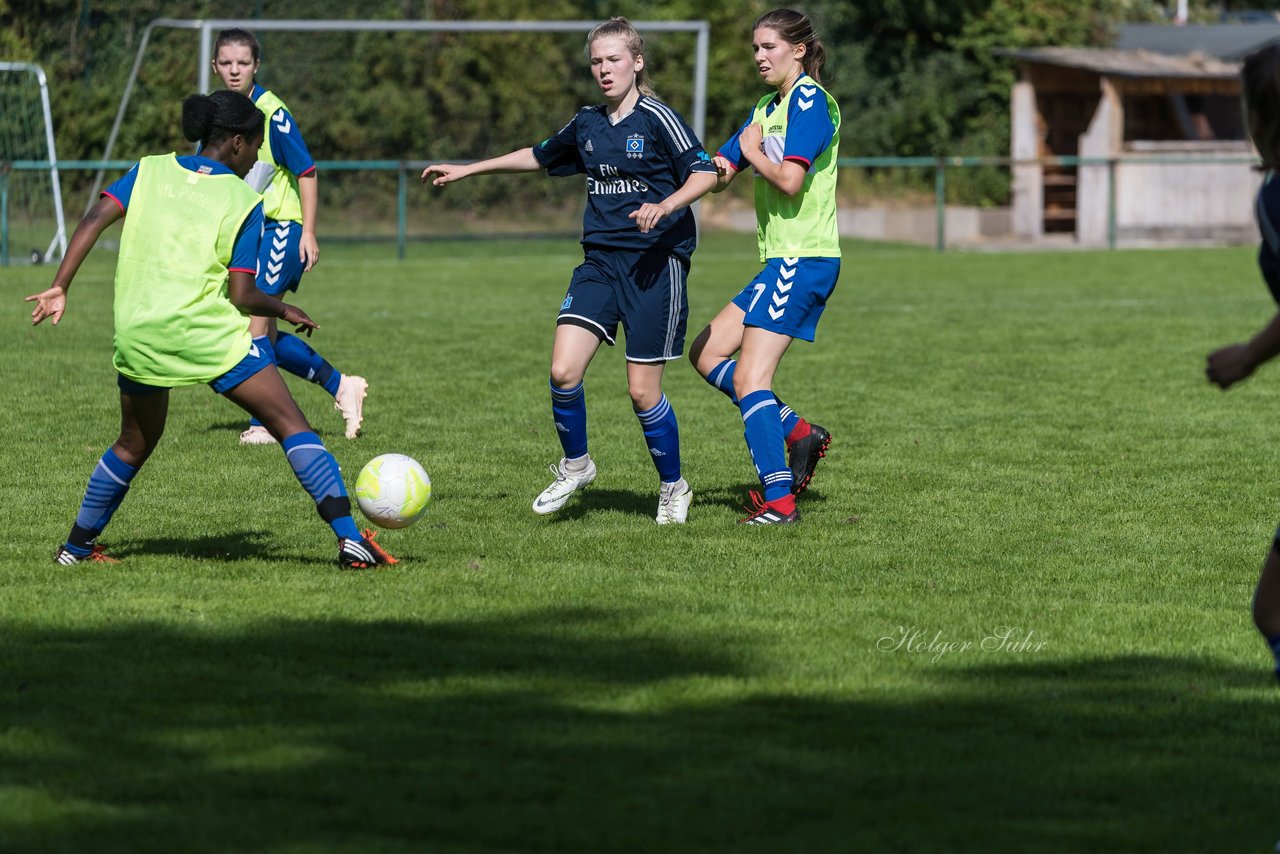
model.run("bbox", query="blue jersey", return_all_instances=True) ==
[250,83,316,180]
[102,156,264,274]
[533,95,716,260]
[1258,172,1280,304]
[716,78,836,172]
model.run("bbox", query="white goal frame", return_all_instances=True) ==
[1,61,67,262]
[91,18,710,210]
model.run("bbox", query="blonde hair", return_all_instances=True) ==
[586,17,656,98]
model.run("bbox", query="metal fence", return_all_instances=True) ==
[1,154,1262,265]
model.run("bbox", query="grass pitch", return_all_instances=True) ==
[1,232,1277,850]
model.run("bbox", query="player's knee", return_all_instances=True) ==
[732,369,767,400]
[549,364,583,390]
[112,431,159,467]
[688,326,712,374]
[628,385,660,411]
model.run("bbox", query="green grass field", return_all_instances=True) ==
[1,231,1277,851]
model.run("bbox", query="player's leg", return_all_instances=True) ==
[220,359,393,567]
[690,268,827,495]
[534,256,615,515]
[1253,541,1280,679]
[735,327,798,524]
[243,220,368,443]
[622,251,690,524]
[536,324,605,514]
[239,314,278,444]
[56,381,169,564]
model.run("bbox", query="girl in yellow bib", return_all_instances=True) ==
[25,91,395,568]
[690,8,841,525]
[212,28,368,445]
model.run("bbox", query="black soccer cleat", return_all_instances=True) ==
[338,530,400,569]
[788,423,831,496]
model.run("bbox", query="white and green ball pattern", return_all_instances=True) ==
[355,454,432,529]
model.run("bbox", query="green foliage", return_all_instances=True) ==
[0,0,1220,210]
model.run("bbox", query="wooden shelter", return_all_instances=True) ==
[1003,26,1276,244]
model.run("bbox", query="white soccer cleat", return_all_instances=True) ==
[532,456,597,515]
[655,477,692,525]
[335,375,368,439]
[239,425,277,445]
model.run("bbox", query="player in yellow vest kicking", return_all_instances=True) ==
[25,91,395,568]
[212,28,368,444]
[690,8,841,524]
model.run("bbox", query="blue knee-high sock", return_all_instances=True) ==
[708,359,739,404]
[550,380,588,460]
[275,331,341,396]
[636,394,681,483]
[248,336,274,428]
[281,431,362,541]
[739,389,792,502]
[64,448,139,555]
[708,359,799,436]
[1268,634,1280,680]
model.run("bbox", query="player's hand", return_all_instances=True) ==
[280,303,318,337]
[739,123,764,153]
[25,285,67,326]
[299,230,319,273]
[1206,343,1256,389]
[629,201,672,234]
[421,164,468,186]
[713,155,735,176]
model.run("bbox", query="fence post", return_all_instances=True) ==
[397,164,407,261]
[1,165,9,267]
[934,157,946,252]
[1107,157,1117,250]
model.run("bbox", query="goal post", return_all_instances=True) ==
[0,61,67,265]
[91,18,710,220]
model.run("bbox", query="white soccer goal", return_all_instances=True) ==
[0,61,67,265]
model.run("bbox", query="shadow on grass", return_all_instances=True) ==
[108,530,310,563]
[0,610,1273,851]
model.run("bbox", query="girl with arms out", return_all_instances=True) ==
[26,90,395,568]
[212,28,368,444]
[690,8,840,524]
[1206,42,1280,678]
[423,17,718,524]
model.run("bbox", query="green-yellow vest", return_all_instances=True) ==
[751,75,841,261]
[253,88,304,223]
[112,154,259,386]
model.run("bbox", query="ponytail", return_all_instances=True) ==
[181,90,264,148]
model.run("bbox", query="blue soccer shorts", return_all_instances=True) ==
[257,219,306,296]
[115,338,277,396]
[558,247,689,363]
[731,256,841,342]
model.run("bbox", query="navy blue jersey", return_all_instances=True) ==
[1258,172,1280,303]
[102,156,264,274]
[533,96,716,260]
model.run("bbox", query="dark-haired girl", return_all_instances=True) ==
[422,17,717,524]
[25,90,395,568]
[690,8,841,524]
[211,27,368,444]
[1206,42,1280,677]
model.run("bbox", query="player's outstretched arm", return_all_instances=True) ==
[1207,311,1280,389]
[227,271,318,337]
[421,148,542,186]
[25,197,123,326]
[629,172,718,234]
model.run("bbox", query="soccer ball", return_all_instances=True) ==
[354,454,432,529]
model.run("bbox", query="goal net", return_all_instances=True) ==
[0,62,66,265]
